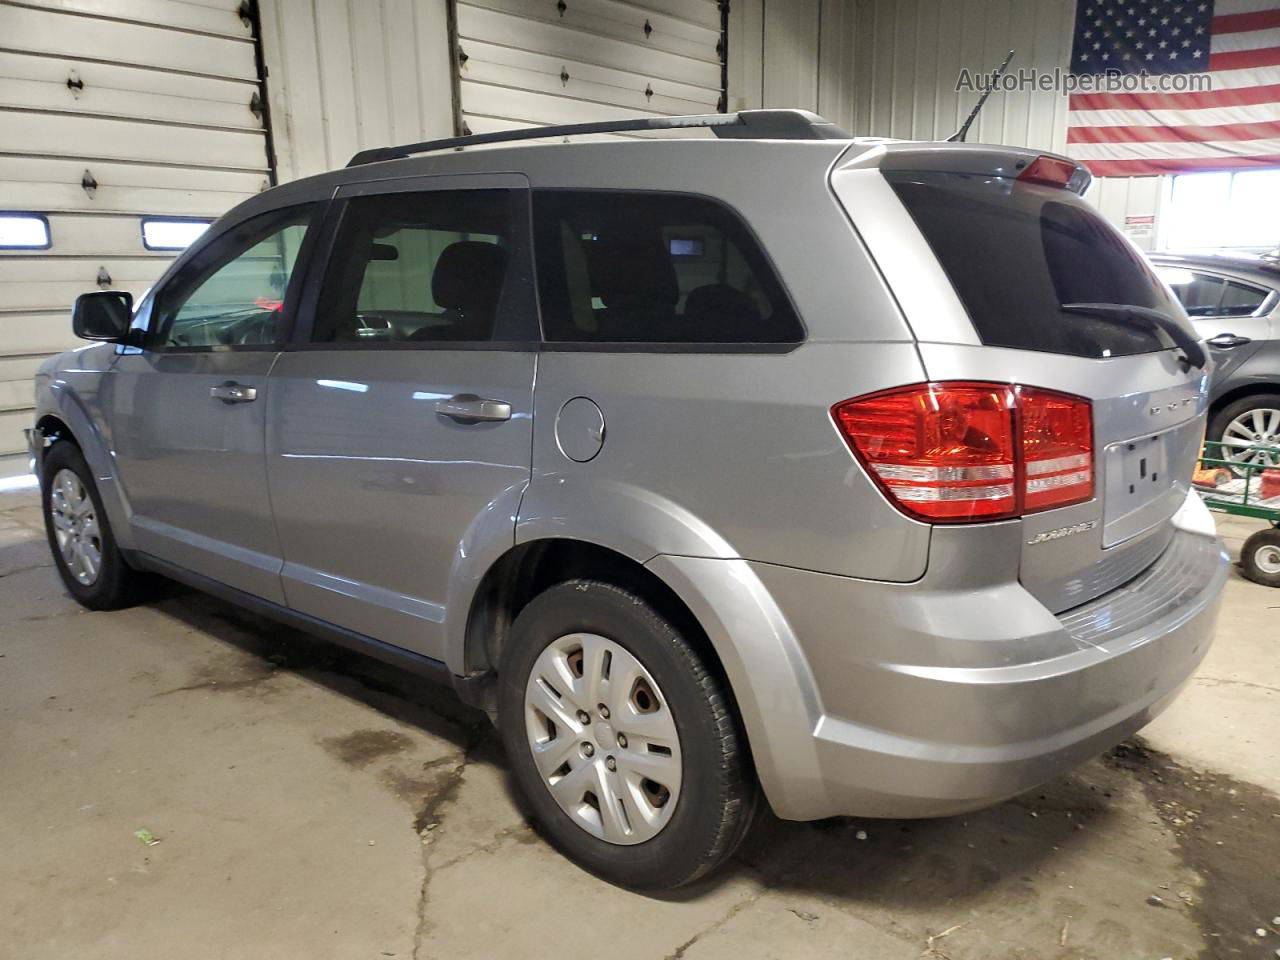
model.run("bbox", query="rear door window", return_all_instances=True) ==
[884,170,1190,359]
[532,190,803,345]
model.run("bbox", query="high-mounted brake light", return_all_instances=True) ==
[832,382,1093,523]
[1017,155,1079,189]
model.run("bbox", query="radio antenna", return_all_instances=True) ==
[949,50,1016,143]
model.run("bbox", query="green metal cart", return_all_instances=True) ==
[1196,440,1280,587]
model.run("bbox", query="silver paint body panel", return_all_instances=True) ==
[32,134,1228,821]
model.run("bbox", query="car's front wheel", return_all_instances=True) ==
[497,580,755,889]
[40,441,144,610]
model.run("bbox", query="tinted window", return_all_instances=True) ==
[533,190,802,344]
[885,171,1190,359]
[152,205,316,348]
[1157,269,1271,318]
[1160,271,1226,317]
[311,190,525,344]
[1220,279,1269,316]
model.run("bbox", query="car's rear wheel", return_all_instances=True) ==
[40,441,144,610]
[497,580,755,889]
[1241,527,1280,588]
[1209,394,1280,472]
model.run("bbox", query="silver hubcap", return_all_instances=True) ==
[1256,543,1280,575]
[1222,408,1280,467]
[49,468,102,586]
[524,633,682,845]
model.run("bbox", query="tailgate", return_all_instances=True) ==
[834,146,1211,612]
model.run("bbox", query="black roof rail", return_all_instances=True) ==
[346,109,849,167]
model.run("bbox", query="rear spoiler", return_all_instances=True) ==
[854,143,1093,196]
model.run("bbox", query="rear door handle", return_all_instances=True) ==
[210,381,258,404]
[1207,332,1252,349]
[436,394,512,423]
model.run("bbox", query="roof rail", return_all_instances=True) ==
[345,109,849,167]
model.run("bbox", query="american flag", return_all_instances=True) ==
[1067,0,1280,175]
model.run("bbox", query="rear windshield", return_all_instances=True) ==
[885,170,1190,359]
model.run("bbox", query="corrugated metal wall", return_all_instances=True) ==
[0,0,272,475]
[730,0,1162,245]
[257,0,455,182]
[454,0,724,135]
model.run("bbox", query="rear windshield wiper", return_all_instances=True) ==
[1060,302,1206,370]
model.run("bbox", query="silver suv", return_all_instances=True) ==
[28,110,1228,888]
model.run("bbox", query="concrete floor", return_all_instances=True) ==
[2,488,1277,960]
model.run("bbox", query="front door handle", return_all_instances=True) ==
[436,394,512,423]
[210,381,258,404]
[1207,332,1252,349]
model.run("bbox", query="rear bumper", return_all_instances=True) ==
[748,521,1228,819]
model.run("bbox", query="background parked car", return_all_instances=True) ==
[1150,254,1280,468]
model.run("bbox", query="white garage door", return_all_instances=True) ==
[0,0,273,476]
[454,0,725,136]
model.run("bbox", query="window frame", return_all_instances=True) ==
[530,187,807,354]
[0,211,52,250]
[1160,267,1276,319]
[287,173,542,352]
[143,201,325,354]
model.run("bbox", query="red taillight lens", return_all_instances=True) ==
[833,383,1018,521]
[833,382,1093,523]
[1018,386,1094,512]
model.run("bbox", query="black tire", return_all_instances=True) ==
[40,441,144,610]
[497,580,755,889]
[1208,393,1280,471]
[1240,528,1280,588]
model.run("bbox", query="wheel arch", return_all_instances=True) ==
[458,535,829,820]
[460,538,722,684]
[32,385,136,551]
[1209,382,1280,422]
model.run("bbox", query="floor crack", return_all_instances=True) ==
[663,895,761,960]
[0,562,53,579]
[1195,676,1280,695]
[411,745,479,960]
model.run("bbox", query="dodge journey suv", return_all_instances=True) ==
[29,110,1228,889]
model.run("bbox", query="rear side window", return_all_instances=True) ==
[885,171,1189,359]
[1156,268,1271,318]
[311,189,527,344]
[532,190,802,344]
[1160,271,1226,317]
[1221,279,1270,316]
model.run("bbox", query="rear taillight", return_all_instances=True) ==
[1017,386,1093,512]
[832,382,1093,523]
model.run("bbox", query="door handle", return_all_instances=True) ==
[210,381,258,404]
[436,394,512,423]
[1207,332,1252,349]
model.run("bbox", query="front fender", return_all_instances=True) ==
[38,362,136,551]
